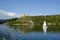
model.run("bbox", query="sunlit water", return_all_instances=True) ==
[0,24,60,40]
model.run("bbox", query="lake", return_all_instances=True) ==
[0,24,60,40]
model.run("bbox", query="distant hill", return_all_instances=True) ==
[2,15,60,25]
[0,19,7,24]
[0,18,18,24]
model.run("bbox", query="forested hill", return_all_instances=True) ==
[32,15,60,26]
[1,14,60,26]
[0,18,18,24]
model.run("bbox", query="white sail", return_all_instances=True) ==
[43,21,48,34]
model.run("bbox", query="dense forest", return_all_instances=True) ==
[1,14,60,26]
[32,15,60,26]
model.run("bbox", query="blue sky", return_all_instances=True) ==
[0,0,60,19]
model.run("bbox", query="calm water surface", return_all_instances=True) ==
[0,24,60,40]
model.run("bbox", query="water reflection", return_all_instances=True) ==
[8,25,34,35]
[0,24,60,40]
[8,25,60,35]
[47,25,60,32]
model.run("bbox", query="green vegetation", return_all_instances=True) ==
[32,15,60,26]
[4,14,60,32]
[4,14,60,26]
[31,15,60,32]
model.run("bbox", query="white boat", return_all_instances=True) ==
[43,21,48,34]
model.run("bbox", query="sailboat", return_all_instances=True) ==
[43,21,48,34]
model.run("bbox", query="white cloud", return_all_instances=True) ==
[0,10,18,19]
